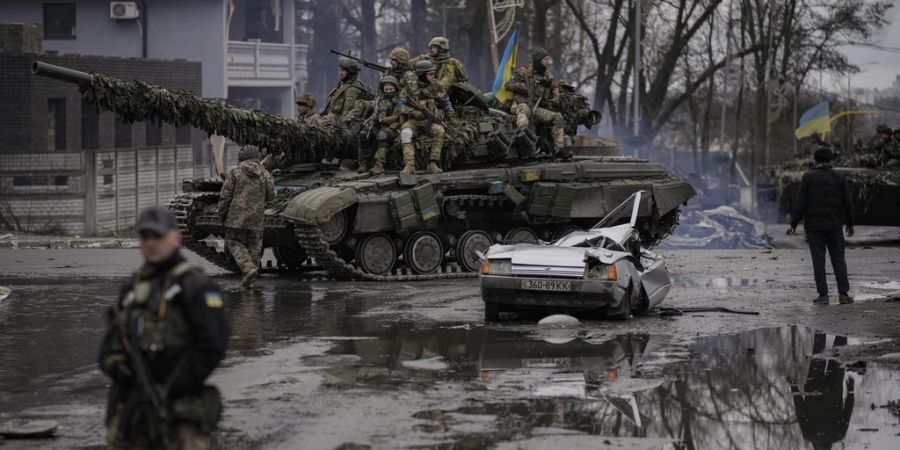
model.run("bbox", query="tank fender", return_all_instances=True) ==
[282,187,358,225]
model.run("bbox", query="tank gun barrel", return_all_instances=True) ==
[30,61,341,161]
[32,61,94,87]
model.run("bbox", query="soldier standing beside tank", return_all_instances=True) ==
[218,145,275,287]
[385,47,416,89]
[399,60,455,175]
[323,58,372,123]
[505,48,569,160]
[100,206,230,450]
[351,76,403,175]
[414,37,469,90]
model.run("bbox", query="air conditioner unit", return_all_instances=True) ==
[110,1,139,20]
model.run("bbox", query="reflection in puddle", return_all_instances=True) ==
[319,325,900,449]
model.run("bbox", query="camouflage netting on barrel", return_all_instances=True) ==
[81,73,341,160]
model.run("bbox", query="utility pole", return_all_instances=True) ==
[486,0,500,71]
[633,0,641,139]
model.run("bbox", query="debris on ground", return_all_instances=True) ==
[537,314,581,328]
[400,357,449,371]
[658,306,760,316]
[0,419,59,439]
[0,286,11,302]
[659,206,773,249]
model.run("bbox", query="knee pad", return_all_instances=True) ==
[400,128,413,144]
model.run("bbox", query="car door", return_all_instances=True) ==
[638,249,671,308]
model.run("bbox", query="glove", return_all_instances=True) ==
[539,78,552,88]
[102,353,133,382]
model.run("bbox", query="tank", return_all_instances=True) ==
[768,157,900,226]
[33,61,696,281]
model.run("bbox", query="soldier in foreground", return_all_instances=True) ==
[351,75,403,175]
[417,37,469,89]
[323,58,372,123]
[99,207,230,449]
[218,145,276,287]
[399,60,454,175]
[505,47,569,159]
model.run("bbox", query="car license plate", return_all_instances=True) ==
[520,279,571,292]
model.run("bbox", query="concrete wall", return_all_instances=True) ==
[0,0,226,98]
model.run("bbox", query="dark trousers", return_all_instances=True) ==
[806,229,849,295]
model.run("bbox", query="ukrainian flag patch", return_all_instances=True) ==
[205,292,224,308]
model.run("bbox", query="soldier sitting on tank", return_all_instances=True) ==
[413,37,469,90]
[398,60,454,175]
[504,47,569,160]
[884,128,900,167]
[349,76,403,175]
[295,93,324,125]
[323,58,373,124]
[385,47,416,89]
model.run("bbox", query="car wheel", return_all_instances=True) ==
[610,283,633,320]
[484,302,501,322]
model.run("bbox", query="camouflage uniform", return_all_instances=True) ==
[323,58,373,123]
[886,130,900,166]
[350,76,403,174]
[412,37,469,90]
[295,93,324,126]
[100,207,230,450]
[218,148,275,284]
[385,47,416,90]
[505,48,566,154]
[869,125,895,167]
[399,61,454,174]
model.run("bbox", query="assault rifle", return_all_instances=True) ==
[403,97,460,140]
[330,50,389,73]
[107,307,172,450]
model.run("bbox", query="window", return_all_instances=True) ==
[176,125,192,145]
[43,4,76,40]
[48,98,66,151]
[114,116,132,148]
[81,99,99,149]
[146,120,162,146]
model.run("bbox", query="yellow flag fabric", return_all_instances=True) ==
[794,101,831,140]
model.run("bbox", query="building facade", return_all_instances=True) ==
[0,0,308,116]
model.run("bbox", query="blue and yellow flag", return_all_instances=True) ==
[795,101,831,139]
[491,23,520,103]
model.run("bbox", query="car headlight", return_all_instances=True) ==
[481,259,512,276]
[585,263,617,280]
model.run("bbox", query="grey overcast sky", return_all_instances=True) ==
[835,2,900,91]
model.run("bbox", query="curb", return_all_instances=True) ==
[0,239,140,250]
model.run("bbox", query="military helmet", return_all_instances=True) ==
[238,145,262,161]
[877,124,892,134]
[294,93,316,108]
[379,75,400,90]
[415,60,436,76]
[339,57,359,74]
[389,47,410,64]
[429,36,450,52]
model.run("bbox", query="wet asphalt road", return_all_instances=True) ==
[1,248,900,449]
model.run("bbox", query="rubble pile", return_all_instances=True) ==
[660,206,773,250]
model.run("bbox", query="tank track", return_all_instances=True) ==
[168,192,240,273]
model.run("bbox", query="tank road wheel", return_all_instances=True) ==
[553,225,581,241]
[456,230,493,273]
[356,233,397,275]
[504,227,538,244]
[404,231,444,275]
[273,246,308,270]
[321,211,349,246]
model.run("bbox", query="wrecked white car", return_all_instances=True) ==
[480,191,671,321]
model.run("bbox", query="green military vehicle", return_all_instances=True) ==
[33,61,695,281]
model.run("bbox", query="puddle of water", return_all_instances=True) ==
[860,281,900,290]
[673,276,769,289]
[321,324,900,449]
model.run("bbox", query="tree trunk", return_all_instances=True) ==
[359,0,378,86]
[409,0,428,53]
[309,0,341,103]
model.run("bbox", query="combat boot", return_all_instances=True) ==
[357,161,369,174]
[241,267,258,287]
[371,160,385,175]
[400,143,416,175]
[428,160,443,174]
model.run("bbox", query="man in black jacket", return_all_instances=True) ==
[788,147,855,305]
[100,207,230,449]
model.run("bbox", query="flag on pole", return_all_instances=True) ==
[491,22,519,103]
[794,101,831,139]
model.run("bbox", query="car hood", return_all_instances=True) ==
[486,244,627,267]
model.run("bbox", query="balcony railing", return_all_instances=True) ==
[227,40,307,86]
